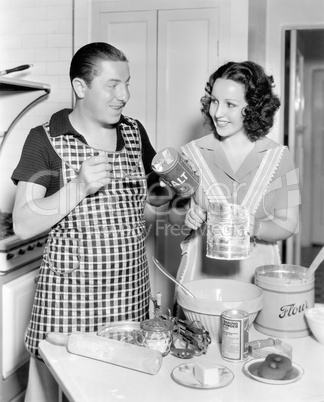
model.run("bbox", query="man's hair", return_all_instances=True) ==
[69,42,128,87]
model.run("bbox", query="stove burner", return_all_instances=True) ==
[0,211,14,241]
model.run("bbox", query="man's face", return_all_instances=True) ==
[82,60,131,126]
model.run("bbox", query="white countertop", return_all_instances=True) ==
[39,325,324,402]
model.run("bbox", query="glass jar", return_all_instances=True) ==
[139,317,174,357]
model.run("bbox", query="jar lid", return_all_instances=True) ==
[140,317,174,332]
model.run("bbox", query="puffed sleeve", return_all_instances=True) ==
[263,147,301,212]
[11,126,54,189]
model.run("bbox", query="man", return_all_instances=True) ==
[12,42,172,401]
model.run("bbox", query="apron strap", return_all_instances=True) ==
[181,141,227,204]
[242,145,286,214]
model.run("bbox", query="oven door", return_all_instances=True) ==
[1,260,39,380]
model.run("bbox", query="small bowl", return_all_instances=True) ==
[177,279,263,343]
[97,321,140,344]
[305,306,324,344]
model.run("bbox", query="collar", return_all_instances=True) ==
[48,109,129,150]
[49,109,79,138]
[193,134,280,181]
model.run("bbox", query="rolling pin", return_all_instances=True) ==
[66,332,163,375]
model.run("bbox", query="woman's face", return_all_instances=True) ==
[209,78,247,139]
[82,60,131,126]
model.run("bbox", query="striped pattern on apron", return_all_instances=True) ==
[25,117,150,358]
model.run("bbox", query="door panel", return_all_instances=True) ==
[157,8,219,150]
[93,4,220,309]
[155,8,219,306]
[286,30,305,265]
[312,70,324,244]
[2,268,38,379]
[94,10,157,146]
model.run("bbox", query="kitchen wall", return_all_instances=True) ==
[0,0,89,212]
[0,0,322,227]
[1,0,322,172]
[0,0,75,133]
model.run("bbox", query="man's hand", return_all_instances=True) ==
[74,151,112,196]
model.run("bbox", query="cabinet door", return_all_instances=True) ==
[93,10,158,147]
[2,268,38,379]
[157,8,219,150]
[154,8,220,307]
[93,5,220,309]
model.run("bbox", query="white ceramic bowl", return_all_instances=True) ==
[177,279,263,343]
[305,306,324,344]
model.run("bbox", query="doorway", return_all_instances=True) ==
[283,28,324,299]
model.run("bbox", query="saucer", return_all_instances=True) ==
[243,359,304,385]
[171,362,234,389]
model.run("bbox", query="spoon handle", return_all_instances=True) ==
[306,245,324,278]
[152,257,196,298]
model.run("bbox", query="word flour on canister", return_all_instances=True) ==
[255,265,315,338]
[151,147,199,198]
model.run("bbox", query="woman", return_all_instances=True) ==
[12,42,172,401]
[169,61,300,284]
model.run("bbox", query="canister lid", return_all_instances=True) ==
[151,147,178,172]
[255,264,314,285]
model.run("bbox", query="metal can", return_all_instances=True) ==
[151,147,199,198]
[221,309,249,362]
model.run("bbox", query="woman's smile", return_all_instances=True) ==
[215,119,230,128]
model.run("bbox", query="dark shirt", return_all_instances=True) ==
[12,109,156,196]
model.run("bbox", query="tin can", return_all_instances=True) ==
[151,147,199,198]
[221,309,249,362]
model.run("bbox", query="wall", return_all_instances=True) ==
[0,0,74,130]
[0,0,249,164]
[265,0,324,143]
[0,0,79,212]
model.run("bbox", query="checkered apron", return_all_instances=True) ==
[25,117,150,358]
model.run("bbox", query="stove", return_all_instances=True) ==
[0,232,47,273]
[0,212,47,273]
[0,219,47,401]
[0,74,50,401]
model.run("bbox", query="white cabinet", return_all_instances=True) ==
[92,0,228,149]
[2,267,38,379]
[92,0,232,308]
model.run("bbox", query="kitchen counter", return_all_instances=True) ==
[39,325,324,402]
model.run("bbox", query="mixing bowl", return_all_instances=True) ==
[177,279,263,343]
[305,306,324,344]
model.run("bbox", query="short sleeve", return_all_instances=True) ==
[11,126,56,189]
[136,119,156,174]
[260,147,301,215]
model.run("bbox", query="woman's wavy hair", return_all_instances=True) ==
[69,42,128,88]
[200,61,280,141]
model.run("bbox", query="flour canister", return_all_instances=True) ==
[254,265,315,338]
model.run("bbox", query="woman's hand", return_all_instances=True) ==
[185,204,207,230]
[181,152,199,175]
